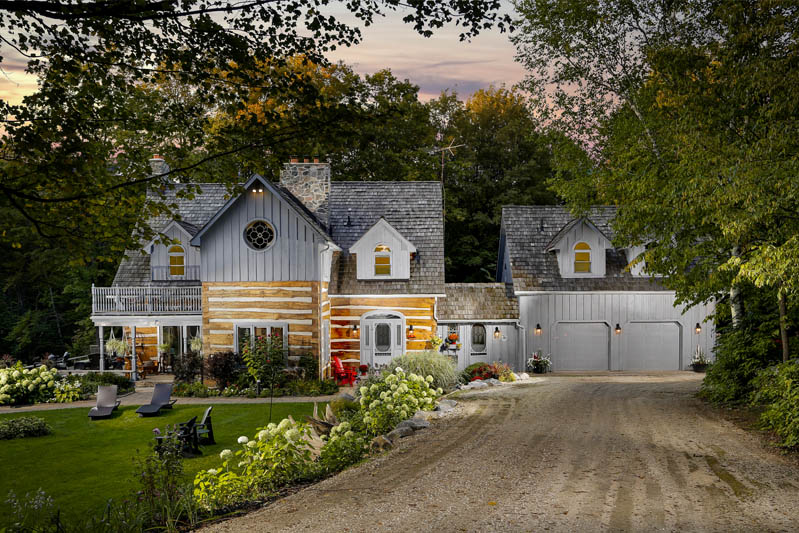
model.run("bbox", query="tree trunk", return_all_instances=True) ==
[778,290,789,363]
[730,246,744,328]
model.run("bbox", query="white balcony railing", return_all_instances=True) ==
[92,286,202,315]
[151,265,201,281]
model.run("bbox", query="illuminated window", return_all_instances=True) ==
[574,242,591,273]
[374,244,391,276]
[168,245,185,276]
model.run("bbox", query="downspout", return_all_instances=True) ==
[319,241,332,381]
[515,321,526,373]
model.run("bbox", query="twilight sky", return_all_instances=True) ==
[0,4,524,105]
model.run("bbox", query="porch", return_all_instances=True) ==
[91,285,202,315]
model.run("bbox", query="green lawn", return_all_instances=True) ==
[0,402,319,526]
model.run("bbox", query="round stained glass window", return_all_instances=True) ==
[243,220,276,250]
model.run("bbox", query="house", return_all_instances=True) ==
[91,158,446,378]
[497,206,715,371]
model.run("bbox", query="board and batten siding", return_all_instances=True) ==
[200,189,321,282]
[436,323,522,371]
[151,225,201,274]
[520,292,715,371]
[202,281,321,357]
[553,221,609,278]
[329,296,436,364]
[349,219,415,280]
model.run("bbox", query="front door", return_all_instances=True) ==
[361,314,404,370]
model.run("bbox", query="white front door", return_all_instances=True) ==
[361,315,404,370]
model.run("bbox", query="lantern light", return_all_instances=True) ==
[352,324,358,332]
[615,323,622,335]
[494,327,501,339]
[695,322,702,334]
[409,325,414,332]
[534,324,542,336]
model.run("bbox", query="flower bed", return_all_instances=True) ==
[0,364,58,405]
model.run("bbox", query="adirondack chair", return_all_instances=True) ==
[180,406,215,445]
[156,416,200,456]
[331,356,358,386]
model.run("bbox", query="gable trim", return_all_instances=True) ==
[143,220,195,253]
[348,217,417,254]
[545,217,612,252]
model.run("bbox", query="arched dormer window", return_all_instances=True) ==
[168,245,185,276]
[374,244,391,276]
[574,242,591,273]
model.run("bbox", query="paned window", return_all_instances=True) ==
[168,245,185,276]
[374,244,391,276]
[244,220,276,250]
[375,324,391,352]
[574,242,591,273]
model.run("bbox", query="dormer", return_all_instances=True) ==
[349,218,416,280]
[546,218,612,278]
[143,220,201,281]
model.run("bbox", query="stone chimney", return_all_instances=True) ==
[149,154,170,177]
[279,157,330,228]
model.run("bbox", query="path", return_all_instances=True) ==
[203,372,799,532]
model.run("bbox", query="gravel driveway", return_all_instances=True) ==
[202,373,799,532]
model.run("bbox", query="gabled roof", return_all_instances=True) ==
[545,217,611,252]
[329,181,444,295]
[349,217,417,254]
[190,174,332,246]
[438,283,519,322]
[500,206,665,292]
[142,219,200,251]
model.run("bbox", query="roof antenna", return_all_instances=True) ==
[346,215,351,226]
[539,219,544,232]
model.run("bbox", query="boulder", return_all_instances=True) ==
[517,372,530,380]
[435,399,457,412]
[333,392,356,402]
[370,435,393,453]
[414,410,438,421]
[465,381,488,389]
[484,378,502,386]
[397,418,430,431]
[439,399,457,408]
[387,426,414,441]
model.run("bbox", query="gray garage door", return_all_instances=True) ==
[622,322,681,370]
[554,322,610,371]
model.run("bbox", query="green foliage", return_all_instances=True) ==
[0,363,59,405]
[329,398,361,420]
[53,381,83,403]
[750,362,799,448]
[204,351,243,388]
[387,350,458,391]
[172,382,220,398]
[79,372,135,396]
[172,351,203,383]
[358,368,439,436]
[318,422,369,475]
[298,354,319,380]
[700,328,778,404]
[240,333,285,387]
[0,417,52,440]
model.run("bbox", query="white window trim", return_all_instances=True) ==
[573,242,592,274]
[470,323,487,354]
[373,243,392,277]
[234,321,288,353]
[168,244,185,277]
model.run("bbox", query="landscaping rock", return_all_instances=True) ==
[413,410,438,421]
[333,392,356,402]
[370,435,393,453]
[397,419,430,431]
[484,378,502,386]
[464,381,488,389]
[517,372,530,380]
[387,426,414,441]
[435,399,457,412]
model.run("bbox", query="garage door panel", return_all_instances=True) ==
[623,322,680,370]
[554,322,609,371]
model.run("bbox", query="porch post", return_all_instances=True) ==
[131,324,138,381]
[99,325,105,371]
[182,325,188,356]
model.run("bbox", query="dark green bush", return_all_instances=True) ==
[204,351,243,387]
[172,351,202,383]
[0,416,52,440]
[172,382,220,398]
[699,327,778,404]
[750,361,799,448]
[298,354,318,379]
[80,372,134,395]
[387,350,458,390]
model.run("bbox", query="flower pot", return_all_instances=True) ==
[691,363,708,373]
[532,367,546,374]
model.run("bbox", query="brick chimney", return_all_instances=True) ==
[279,157,330,228]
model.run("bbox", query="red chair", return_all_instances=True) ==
[332,356,358,386]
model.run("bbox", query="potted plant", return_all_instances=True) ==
[447,332,458,344]
[527,351,552,374]
[691,346,710,372]
[430,335,443,350]
[359,364,369,376]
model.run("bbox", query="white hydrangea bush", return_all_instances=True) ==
[0,363,59,405]
[358,367,441,435]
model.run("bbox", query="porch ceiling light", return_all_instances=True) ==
[494,327,501,339]
[695,322,702,334]
[534,324,542,336]
[614,323,622,335]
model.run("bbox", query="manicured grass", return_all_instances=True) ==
[0,402,319,526]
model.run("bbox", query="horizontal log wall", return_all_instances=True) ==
[123,326,158,368]
[202,281,320,358]
[329,296,437,365]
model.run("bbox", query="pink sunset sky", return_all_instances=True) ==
[0,5,524,105]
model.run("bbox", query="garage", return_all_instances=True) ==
[553,322,610,371]
[622,321,681,370]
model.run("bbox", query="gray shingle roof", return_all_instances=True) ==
[438,283,519,321]
[501,206,665,292]
[113,183,231,286]
[328,181,444,295]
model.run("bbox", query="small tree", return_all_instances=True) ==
[240,333,285,389]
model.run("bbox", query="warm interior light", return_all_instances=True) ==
[695,322,702,334]
[615,323,622,335]
[534,324,542,336]
[494,327,501,339]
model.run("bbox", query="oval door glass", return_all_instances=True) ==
[375,323,391,352]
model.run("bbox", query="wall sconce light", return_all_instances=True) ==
[352,324,358,333]
[407,324,415,339]
[534,324,542,336]
[615,323,622,335]
[695,322,702,334]
[494,327,501,339]
[409,325,414,333]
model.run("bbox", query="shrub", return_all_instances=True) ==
[464,362,495,381]
[387,350,458,390]
[700,327,777,404]
[0,416,52,440]
[329,397,360,419]
[318,422,368,474]
[173,382,220,398]
[53,380,83,403]
[80,372,134,395]
[298,354,318,380]
[172,351,203,383]
[750,361,799,448]
[358,367,439,435]
[135,437,198,530]
[204,351,243,388]
[0,363,59,405]
[241,333,285,387]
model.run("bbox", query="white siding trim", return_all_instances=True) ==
[290,331,313,336]
[209,318,312,325]
[209,329,232,335]
[208,286,312,292]
[514,290,677,296]
[332,338,360,344]
[208,307,313,314]
[330,305,429,311]
[210,344,234,350]
[330,294,445,298]
[208,296,313,303]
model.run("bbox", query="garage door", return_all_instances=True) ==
[554,322,610,371]
[623,322,680,370]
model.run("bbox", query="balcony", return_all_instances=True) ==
[151,265,201,281]
[92,286,202,315]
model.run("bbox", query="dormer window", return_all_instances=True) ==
[374,244,391,276]
[168,245,185,276]
[574,242,591,273]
